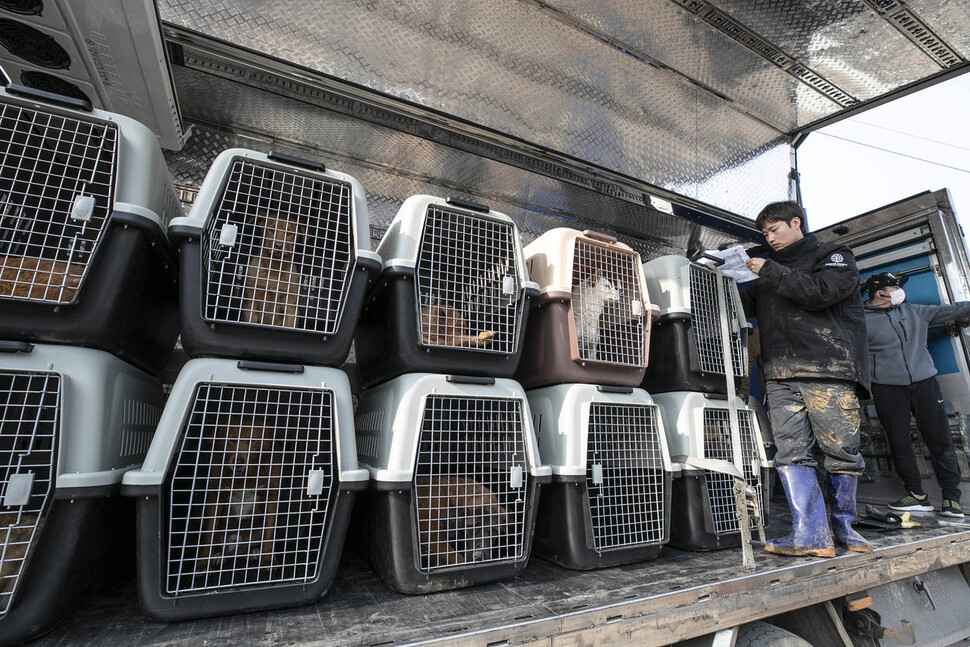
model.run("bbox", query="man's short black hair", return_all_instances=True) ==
[862,272,908,297]
[756,201,808,234]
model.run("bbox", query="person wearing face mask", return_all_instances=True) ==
[863,272,970,518]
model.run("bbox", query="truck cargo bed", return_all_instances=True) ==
[30,505,970,647]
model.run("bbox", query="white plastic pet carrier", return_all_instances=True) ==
[526,383,674,569]
[354,373,550,593]
[653,391,770,551]
[641,255,750,394]
[516,228,657,389]
[0,85,181,374]
[0,341,162,644]
[169,148,381,366]
[355,195,538,387]
[122,357,367,620]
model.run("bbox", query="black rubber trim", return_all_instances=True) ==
[167,223,203,243]
[339,479,369,492]
[54,483,120,499]
[702,392,730,401]
[267,151,326,172]
[121,483,162,498]
[597,385,634,394]
[236,360,305,374]
[0,341,33,353]
[446,197,490,213]
[5,82,93,112]
[446,375,496,385]
[372,480,412,492]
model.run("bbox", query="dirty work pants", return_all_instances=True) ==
[870,377,962,501]
[766,379,864,476]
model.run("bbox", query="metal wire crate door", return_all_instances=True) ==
[165,383,335,595]
[702,408,764,535]
[587,403,666,551]
[0,370,59,614]
[0,102,117,304]
[571,239,646,365]
[414,395,529,571]
[202,160,355,333]
[688,266,746,376]
[415,206,523,353]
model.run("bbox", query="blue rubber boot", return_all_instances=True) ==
[765,465,835,558]
[828,473,873,553]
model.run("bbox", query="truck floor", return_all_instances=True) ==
[30,508,970,647]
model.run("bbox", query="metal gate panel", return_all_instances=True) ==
[201,159,355,334]
[586,403,665,551]
[165,382,335,595]
[414,395,528,572]
[702,408,763,535]
[571,239,646,366]
[689,265,746,377]
[0,370,59,615]
[415,205,523,354]
[0,101,116,304]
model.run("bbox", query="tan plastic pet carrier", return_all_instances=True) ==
[516,228,658,389]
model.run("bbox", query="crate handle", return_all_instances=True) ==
[446,375,495,385]
[5,82,93,112]
[582,230,617,244]
[0,341,34,354]
[237,360,305,373]
[446,197,490,213]
[267,151,327,173]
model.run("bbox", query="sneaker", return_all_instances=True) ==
[888,491,934,512]
[941,499,964,518]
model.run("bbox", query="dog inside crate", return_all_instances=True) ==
[203,161,354,333]
[571,241,643,364]
[165,385,334,593]
[412,396,528,570]
[0,105,113,303]
[702,409,763,532]
[415,207,521,352]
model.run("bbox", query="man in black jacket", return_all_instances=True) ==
[742,201,871,557]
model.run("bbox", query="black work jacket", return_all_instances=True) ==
[741,233,870,392]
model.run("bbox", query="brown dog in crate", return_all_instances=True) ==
[414,475,509,567]
[241,211,303,329]
[0,256,84,301]
[195,416,283,573]
[420,305,495,348]
[0,512,39,605]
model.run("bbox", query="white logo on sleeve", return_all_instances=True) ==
[831,253,843,263]
[826,252,847,267]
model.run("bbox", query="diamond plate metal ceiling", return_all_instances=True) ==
[156,0,969,225]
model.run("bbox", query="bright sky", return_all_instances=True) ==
[797,71,970,232]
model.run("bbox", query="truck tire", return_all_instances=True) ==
[735,621,813,646]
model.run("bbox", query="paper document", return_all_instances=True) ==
[697,245,760,283]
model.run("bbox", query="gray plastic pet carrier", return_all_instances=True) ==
[526,383,674,569]
[641,255,750,395]
[0,341,162,644]
[516,228,657,389]
[0,85,181,374]
[653,391,770,551]
[122,357,367,621]
[355,195,538,387]
[354,373,550,593]
[169,148,381,366]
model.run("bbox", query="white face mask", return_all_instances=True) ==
[890,288,906,306]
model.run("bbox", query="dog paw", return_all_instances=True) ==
[477,330,495,344]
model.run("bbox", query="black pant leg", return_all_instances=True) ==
[912,377,963,500]
[871,382,923,493]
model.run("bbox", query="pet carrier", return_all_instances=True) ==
[170,148,381,366]
[515,228,658,389]
[652,391,770,551]
[121,357,367,621]
[354,373,551,594]
[355,195,538,387]
[0,340,163,645]
[0,84,181,375]
[526,383,673,569]
[640,255,751,395]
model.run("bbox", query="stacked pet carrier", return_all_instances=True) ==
[516,228,673,568]
[354,195,549,593]
[643,255,770,551]
[0,84,180,375]
[0,83,177,643]
[122,148,376,619]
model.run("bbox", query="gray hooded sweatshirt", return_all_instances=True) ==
[864,300,970,386]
